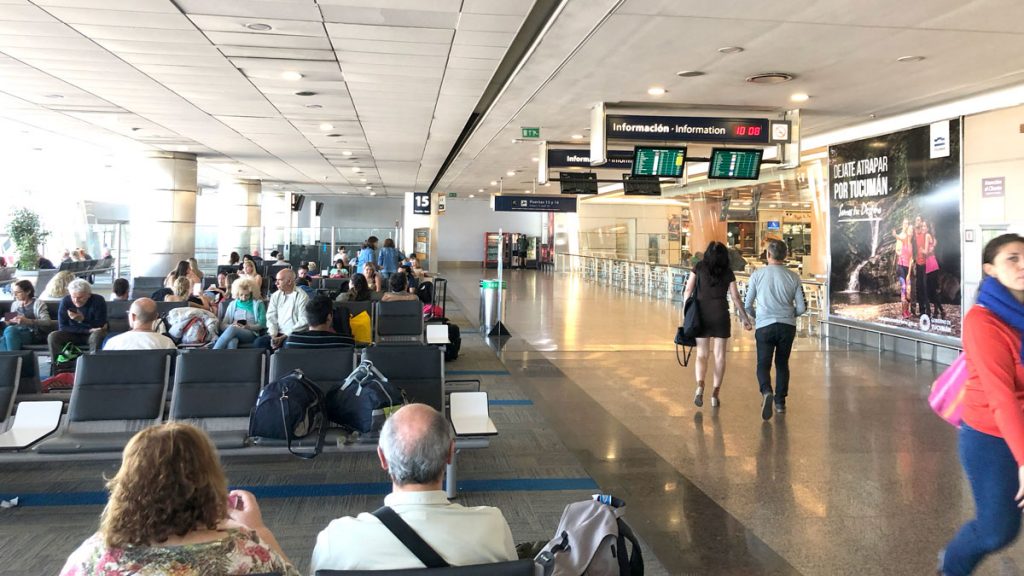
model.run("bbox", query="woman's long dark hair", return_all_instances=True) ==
[348,273,372,301]
[983,233,1024,268]
[701,241,730,285]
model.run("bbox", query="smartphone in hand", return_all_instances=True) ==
[228,494,244,510]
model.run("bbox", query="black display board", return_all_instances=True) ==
[622,174,662,196]
[559,171,598,194]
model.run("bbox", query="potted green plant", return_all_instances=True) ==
[6,207,50,271]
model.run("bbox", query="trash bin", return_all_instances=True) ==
[479,279,506,333]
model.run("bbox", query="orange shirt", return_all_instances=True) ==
[962,306,1024,465]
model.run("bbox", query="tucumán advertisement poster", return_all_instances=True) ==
[828,119,962,338]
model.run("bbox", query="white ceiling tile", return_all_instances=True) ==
[33,0,180,13]
[463,0,534,16]
[0,20,78,36]
[446,56,501,71]
[188,14,325,37]
[452,30,516,47]
[448,43,506,60]
[174,0,323,22]
[218,46,335,60]
[319,6,459,29]
[43,7,195,29]
[0,4,61,21]
[229,57,344,81]
[333,39,450,56]
[68,24,208,43]
[458,13,525,32]
[338,51,447,68]
[325,22,454,44]
[0,33,97,49]
[92,38,222,55]
[341,62,444,79]
[204,31,331,50]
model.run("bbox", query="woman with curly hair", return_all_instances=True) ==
[60,422,298,576]
[41,270,76,300]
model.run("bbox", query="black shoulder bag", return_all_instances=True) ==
[373,506,450,568]
[675,269,701,366]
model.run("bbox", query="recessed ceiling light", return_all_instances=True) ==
[718,46,744,54]
[571,134,584,140]
[469,194,475,198]
[44,93,64,99]
[319,123,333,131]
[305,104,322,109]
[359,178,367,182]
[341,191,348,194]
[342,150,352,156]
[352,167,361,173]
[490,180,497,186]
[746,72,794,84]
[770,203,778,208]
[478,188,484,193]
[246,22,273,31]
[647,86,667,96]
[369,191,377,196]
[790,93,810,102]
[326,133,341,138]
[295,91,317,97]
[506,170,515,176]
[281,71,303,81]
[531,157,538,162]
[676,70,705,78]
[365,185,372,190]
[897,55,925,63]
[792,202,800,207]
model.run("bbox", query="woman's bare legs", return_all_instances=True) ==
[694,337,709,406]
[710,337,728,406]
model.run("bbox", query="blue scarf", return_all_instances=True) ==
[977,276,1024,362]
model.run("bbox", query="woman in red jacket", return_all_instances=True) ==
[940,233,1024,575]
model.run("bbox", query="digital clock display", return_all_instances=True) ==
[733,125,763,137]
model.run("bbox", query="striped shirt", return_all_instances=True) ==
[284,330,354,349]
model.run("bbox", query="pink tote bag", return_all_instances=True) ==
[929,353,967,427]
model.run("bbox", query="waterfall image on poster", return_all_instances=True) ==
[828,120,962,338]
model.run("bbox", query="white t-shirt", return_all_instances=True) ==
[103,331,176,351]
[310,490,517,572]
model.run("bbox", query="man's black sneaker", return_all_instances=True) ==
[761,392,774,421]
[775,403,786,414]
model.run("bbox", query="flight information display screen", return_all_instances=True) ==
[622,174,662,196]
[708,148,763,179]
[559,171,598,194]
[631,146,686,177]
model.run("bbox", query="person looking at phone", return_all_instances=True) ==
[1,279,52,351]
[212,278,266,349]
[47,278,107,362]
[103,298,175,351]
[60,422,299,576]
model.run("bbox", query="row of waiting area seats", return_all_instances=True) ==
[0,343,457,454]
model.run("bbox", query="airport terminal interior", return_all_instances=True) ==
[2,1,1024,575]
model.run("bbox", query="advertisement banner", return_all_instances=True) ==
[828,120,962,338]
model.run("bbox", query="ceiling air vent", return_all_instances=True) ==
[745,72,794,85]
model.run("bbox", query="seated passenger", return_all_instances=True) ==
[255,268,308,350]
[60,422,299,576]
[362,262,384,293]
[295,276,316,297]
[237,259,263,300]
[329,258,348,278]
[285,295,354,349]
[307,261,321,278]
[38,254,56,270]
[228,251,241,267]
[188,257,204,286]
[103,298,175,351]
[381,272,419,302]
[336,273,377,302]
[213,278,265,349]
[41,270,75,300]
[310,404,516,571]
[1,279,52,351]
[164,260,196,290]
[166,276,212,311]
[48,278,108,360]
[110,278,130,301]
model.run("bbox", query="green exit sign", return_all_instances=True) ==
[521,127,540,139]
[448,192,457,197]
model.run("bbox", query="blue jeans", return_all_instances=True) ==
[754,323,796,401]
[213,325,257,349]
[1,325,35,351]
[942,423,1022,575]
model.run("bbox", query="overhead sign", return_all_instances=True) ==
[493,194,577,213]
[547,148,633,168]
[559,172,598,195]
[606,114,773,144]
[448,192,457,197]
[413,192,431,215]
[522,127,540,139]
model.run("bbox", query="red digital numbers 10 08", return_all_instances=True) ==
[734,125,762,136]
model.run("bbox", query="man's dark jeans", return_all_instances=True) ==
[755,323,797,401]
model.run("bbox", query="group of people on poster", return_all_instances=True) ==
[892,215,946,321]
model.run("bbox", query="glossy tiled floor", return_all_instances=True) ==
[441,266,1022,576]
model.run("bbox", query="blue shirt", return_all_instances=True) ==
[57,294,108,333]
[377,247,403,274]
[356,247,375,270]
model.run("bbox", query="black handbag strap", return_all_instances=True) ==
[372,506,450,568]
[279,376,326,460]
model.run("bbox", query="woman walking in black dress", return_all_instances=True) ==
[682,241,753,407]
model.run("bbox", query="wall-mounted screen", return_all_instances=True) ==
[622,174,662,196]
[559,171,598,195]
[766,220,781,231]
[631,146,686,177]
[708,148,763,180]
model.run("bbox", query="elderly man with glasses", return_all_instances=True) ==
[48,278,108,371]
[255,268,308,351]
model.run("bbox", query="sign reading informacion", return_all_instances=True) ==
[493,195,577,213]
[412,192,431,215]
[547,148,633,168]
[606,114,772,144]
[521,127,540,139]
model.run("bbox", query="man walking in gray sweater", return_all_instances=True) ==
[743,239,806,421]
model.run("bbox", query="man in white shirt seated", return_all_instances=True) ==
[255,268,309,350]
[103,298,176,350]
[310,404,517,572]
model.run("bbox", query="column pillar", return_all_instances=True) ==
[131,151,197,277]
[216,179,261,263]
[806,160,829,277]
[689,198,726,254]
